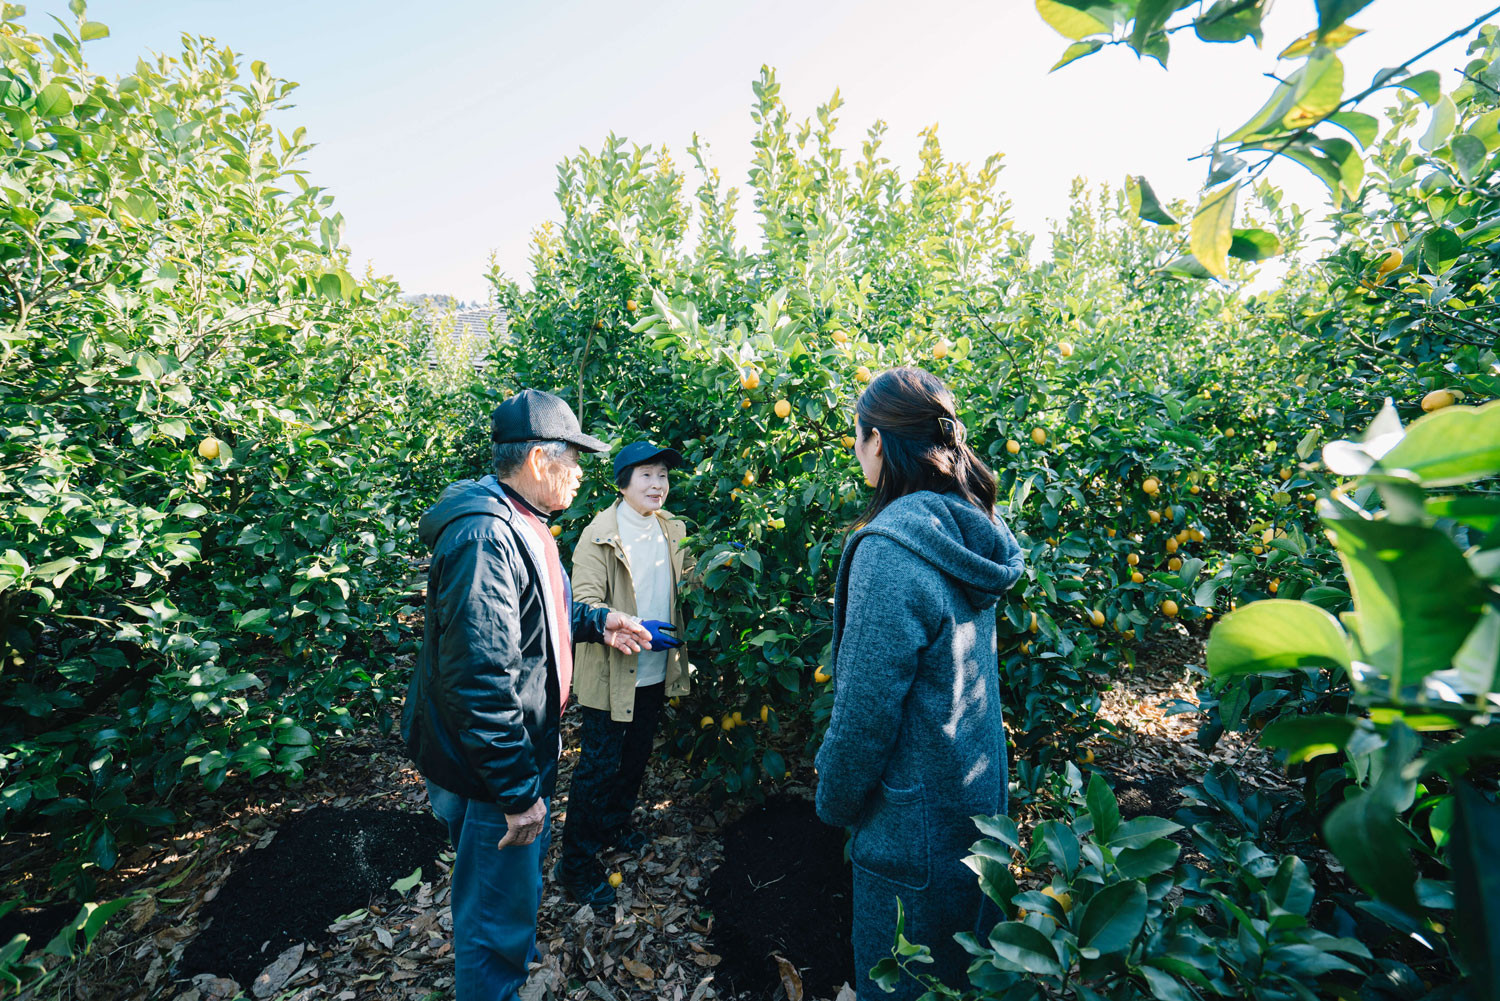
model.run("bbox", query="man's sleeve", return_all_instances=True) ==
[432,537,539,813]
[813,536,939,828]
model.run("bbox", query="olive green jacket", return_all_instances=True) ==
[570,502,694,721]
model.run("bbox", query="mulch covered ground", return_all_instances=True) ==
[1,628,1302,1001]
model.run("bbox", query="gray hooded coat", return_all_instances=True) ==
[814,490,1024,1001]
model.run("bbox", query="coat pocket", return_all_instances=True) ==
[851,780,930,891]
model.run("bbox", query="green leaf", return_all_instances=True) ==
[1268,855,1315,916]
[1389,69,1441,106]
[985,920,1064,976]
[79,20,108,40]
[1283,48,1344,129]
[1086,772,1120,844]
[35,82,74,117]
[1194,0,1266,44]
[1189,182,1238,278]
[1328,111,1378,148]
[964,844,1020,914]
[1035,0,1109,40]
[1126,175,1178,225]
[79,898,133,946]
[1036,819,1080,877]
[1420,96,1457,153]
[1207,599,1350,677]
[1315,0,1374,36]
[1077,880,1147,955]
[1380,399,1500,487]
[1326,517,1487,689]
[1451,134,1489,182]
[391,867,423,894]
[1130,0,1179,59]
[1052,39,1103,70]
[1323,726,1420,914]
[1227,227,1281,261]
[1450,781,1500,997]
[1420,227,1462,275]
[172,502,208,519]
[1110,816,1183,849]
[1259,714,1360,763]
[1115,838,1180,879]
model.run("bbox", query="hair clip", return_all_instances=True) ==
[937,416,966,445]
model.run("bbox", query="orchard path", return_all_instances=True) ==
[14,631,1292,1001]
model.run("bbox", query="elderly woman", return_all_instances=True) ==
[555,441,695,906]
[815,367,1024,1000]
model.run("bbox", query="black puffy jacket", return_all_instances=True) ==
[401,477,608,811]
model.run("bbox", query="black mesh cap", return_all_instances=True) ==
[490,389,608,453]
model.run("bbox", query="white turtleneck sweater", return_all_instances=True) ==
[616,500,672,687]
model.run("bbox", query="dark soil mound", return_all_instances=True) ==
[708,796,853,1000]
[1114,771,1184,820]
[179,807,447,987]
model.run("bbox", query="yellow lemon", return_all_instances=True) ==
[1189,529,1205,543]
[855,365,871,382]
[1161,599,1179,618]
[842,435,856,449]
[197,436,221,460]
[1031,427,1047,446]
[1020,640,1031,654]
[1041,887,1074,912]
[814,669,831,683]
[1189,484,1200,494]
[1148,509,1161,524]
[741,370,760,390]
[933,339,949,360]
[1057,341,1074,357]
[742,398,752,409]
[1107,528,1116,538]
[1175,529,1190,544]
[1028,611,1039,634]
[550,524,563,538]
[608,871,624,887]
[1130,571,1144,584]
[1252,545,1265,555]
[700,716,714,729]
[1269,579,1280,594]
[626,299,639,313]
[774,399,792,419]
[760,704,769,723]
[721,714,735,731]
[732,711,744,726]
[1077,748,1095,764]
[1422,389,1457,412]
[1168,557,1182,571]
[1006,439,1021,454]
[1375,249,1403,283]
[1165,538,1179,554]
[832,330,850,345]
[742,470,755,487]
[1088,609,1105,627]
[1127,553,1140,566]
[1143,477,1160,496]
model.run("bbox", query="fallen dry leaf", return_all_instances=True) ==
[774,953,804,1001]
[622,956,656,981]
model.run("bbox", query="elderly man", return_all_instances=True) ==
[402,389,651,1001]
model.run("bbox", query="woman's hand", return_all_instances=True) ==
[602,611,653,654]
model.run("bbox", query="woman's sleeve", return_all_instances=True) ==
[814,535,939,828]
[570,535,611,608]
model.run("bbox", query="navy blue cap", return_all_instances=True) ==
[613,441,685,479]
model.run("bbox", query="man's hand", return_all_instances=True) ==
[498,798,547,849]
[602,611,653,654]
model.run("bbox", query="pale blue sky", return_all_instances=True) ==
[28,1,1487,301]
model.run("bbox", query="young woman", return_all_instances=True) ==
[814,367,1024,1000]
[556,441,695,906]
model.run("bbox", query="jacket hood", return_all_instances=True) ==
[418,477,514,550]
[860,490,1024,609]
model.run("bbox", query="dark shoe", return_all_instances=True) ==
[610,827,651,855]
[551,859,617,907]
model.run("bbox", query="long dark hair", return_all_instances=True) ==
[855,367,997,525]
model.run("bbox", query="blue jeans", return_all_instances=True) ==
[426,781,550,1001]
